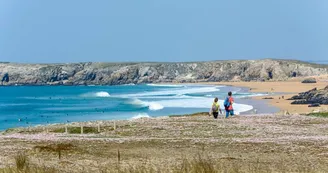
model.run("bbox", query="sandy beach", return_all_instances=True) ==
[210,75,328,114]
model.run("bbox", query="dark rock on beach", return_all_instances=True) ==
[301,77,317,83]
[308,103,320,107]
[262,97,274,99]
[290,86,328,105]
[1,59,328,86]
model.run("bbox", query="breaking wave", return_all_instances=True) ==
[147,84,185,87]
[81,91,110,98]
[123,86,220,97]
[127,98,164,111]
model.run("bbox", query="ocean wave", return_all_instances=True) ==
[127,98,164,111]
[123,86,220,97]
[131,113,150,120]
[81,91,110,98]
[137,94,192,99]
[124,83,136,86]
[147,84,185,87]
[0,103,28,107]
[235,93,268,98]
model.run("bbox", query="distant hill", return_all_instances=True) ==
[1,59,328,85]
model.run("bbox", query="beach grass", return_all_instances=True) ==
[52,126,99,134]
[169,112,209,117]
[1,114,328,172]
[308,112,328,118]
[0,152,320,173]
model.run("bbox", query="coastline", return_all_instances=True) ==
[209,76,328,114]
[0,78,327,132]
[0,84,276,131]
[1,82,328,172]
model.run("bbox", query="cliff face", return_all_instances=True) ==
[1,59,328,85]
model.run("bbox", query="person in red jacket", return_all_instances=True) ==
[224,91,234,118]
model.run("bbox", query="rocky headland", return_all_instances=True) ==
[1,59,328,86]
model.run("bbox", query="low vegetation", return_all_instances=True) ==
[52,126,99,134]
[308,112,328,117]
[169,112,209,117]
[1,115,328,172]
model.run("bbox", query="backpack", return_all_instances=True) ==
[212,103,219,112]
[223,97,230,109]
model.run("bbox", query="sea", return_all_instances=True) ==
[0,84,271,131]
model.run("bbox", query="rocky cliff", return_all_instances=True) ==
[1,59,328,85]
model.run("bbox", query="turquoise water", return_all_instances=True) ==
[0,84,264,130]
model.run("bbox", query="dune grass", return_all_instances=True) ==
[0,151,320,173]
[308,112,328,118]
[0,153,56,173]
[1,115,328,173]
[52,126,99,134]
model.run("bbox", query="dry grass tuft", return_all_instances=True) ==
[0,153,56,173]
[174,154,216,173]
[34,143,75,159]
[15,152,29,171]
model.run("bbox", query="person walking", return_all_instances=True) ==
[224,91,234,118]
[211,97,222,119]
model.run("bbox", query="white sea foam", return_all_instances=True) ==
[123,86,220,97]
[131,113,150,120]
[95,92,110,97]
[128,98,164,111]
[124,83,136,86]
[156,98,253,114]
[236,93,268,98]
[136,95,192,99]
[147,84,185,87]
[81,91,110,98]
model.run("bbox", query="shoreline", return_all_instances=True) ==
[210,77,328,114]
[0,83,275,131]
[0,79,327,132]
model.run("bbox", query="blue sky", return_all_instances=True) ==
[0,0,327,63]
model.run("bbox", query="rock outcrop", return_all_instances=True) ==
[301,78,317,83]
[0,59,328,86]
[289,86,328,105]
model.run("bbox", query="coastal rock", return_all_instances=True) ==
[262,97,274,99]
[290,86,328,105]
[301,78,317,83]
[308,103,320,107]
[0,59,328,86]
[1,73,9,83]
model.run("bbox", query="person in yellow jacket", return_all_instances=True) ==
[210,97,222,119]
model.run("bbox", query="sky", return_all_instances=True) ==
[0,0,327,63]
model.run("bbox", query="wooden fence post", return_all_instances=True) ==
[65,125,68,134]
[81,124,84,134]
